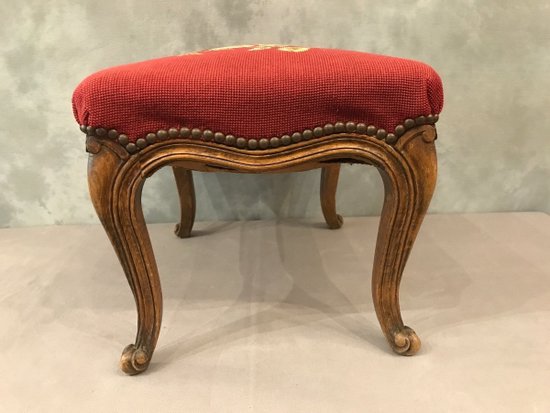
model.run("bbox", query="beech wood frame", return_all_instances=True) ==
[86,125,437,375]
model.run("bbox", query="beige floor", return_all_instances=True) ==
[1,213,549,412]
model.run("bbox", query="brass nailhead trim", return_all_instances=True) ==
[324,124,334,134]
[80,114,440,154]
[203,130,214,141]
[313,127,324,137]
[118,134,129,146]
[136,138,147,149]
[366,125,377,136]
[376,129,387,140]
[226,135,236,146]
[281,135,292,145]
[394,125,405,136]
[386,133,397,144]
[248,139,258,149]
[191,128,201,139]
[126,142,137,153]
[236,137,246,148]
[404,118,416,129]
[180,127,191,138]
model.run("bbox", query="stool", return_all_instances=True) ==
[73,44,443,375]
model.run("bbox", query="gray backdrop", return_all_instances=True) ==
[1,0,549,228]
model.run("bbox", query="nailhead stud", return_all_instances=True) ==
[356,123,367,134]
[86,126,95,135]
[168,128,180,138]
[214,132,225,143]
[96,128,107,137]
[376,129,387,140]
[270,137,280,147]
[313,127,324,137]
[157,129,168,140]
[259,138,269,149]
[203,130,214,141]
[366,125,377,136]
[108,129,119,139]
[281,135,292,145]
[426,114,435,124]
[118,134,129,146]
[225,135,236,146]
[335,122,345,133]
[191,128,202,139]
[415,116,426,125]
[126,142,137,153]
[302,129,313,140]
[404,119,415,129]
[146,133,157,144]
[248,139,258,149]
[434,114,439,122]
[180,127,191,138]
[345,122,356,132]
[386,133,397,144]
[136,138,147,149]
[80,124,87,133]
[394,125,406,136]
[291,132,302,143]
[324,123,334,135]
[236,137,247,148]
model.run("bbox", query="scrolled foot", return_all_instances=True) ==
[390,326,421,356]
[120,344,151,375]
[174,222,192,238]
[327,214,344,229]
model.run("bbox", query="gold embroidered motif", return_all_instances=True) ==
[189,44,310,55]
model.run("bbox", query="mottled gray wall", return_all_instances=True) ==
[1,0,549,228]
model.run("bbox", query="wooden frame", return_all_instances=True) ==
[86,125,437,375]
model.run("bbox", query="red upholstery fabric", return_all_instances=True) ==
[72,45,443,142]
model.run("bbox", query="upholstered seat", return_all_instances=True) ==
[73,45,443,153]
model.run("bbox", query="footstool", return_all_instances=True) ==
[73,44,443,375]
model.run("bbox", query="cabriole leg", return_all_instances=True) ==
[87,137,163,375]
[320,164,343,229]
[371,129,437,355]
[173,167,196,238]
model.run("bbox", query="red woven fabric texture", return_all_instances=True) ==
[72,46,444,142]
